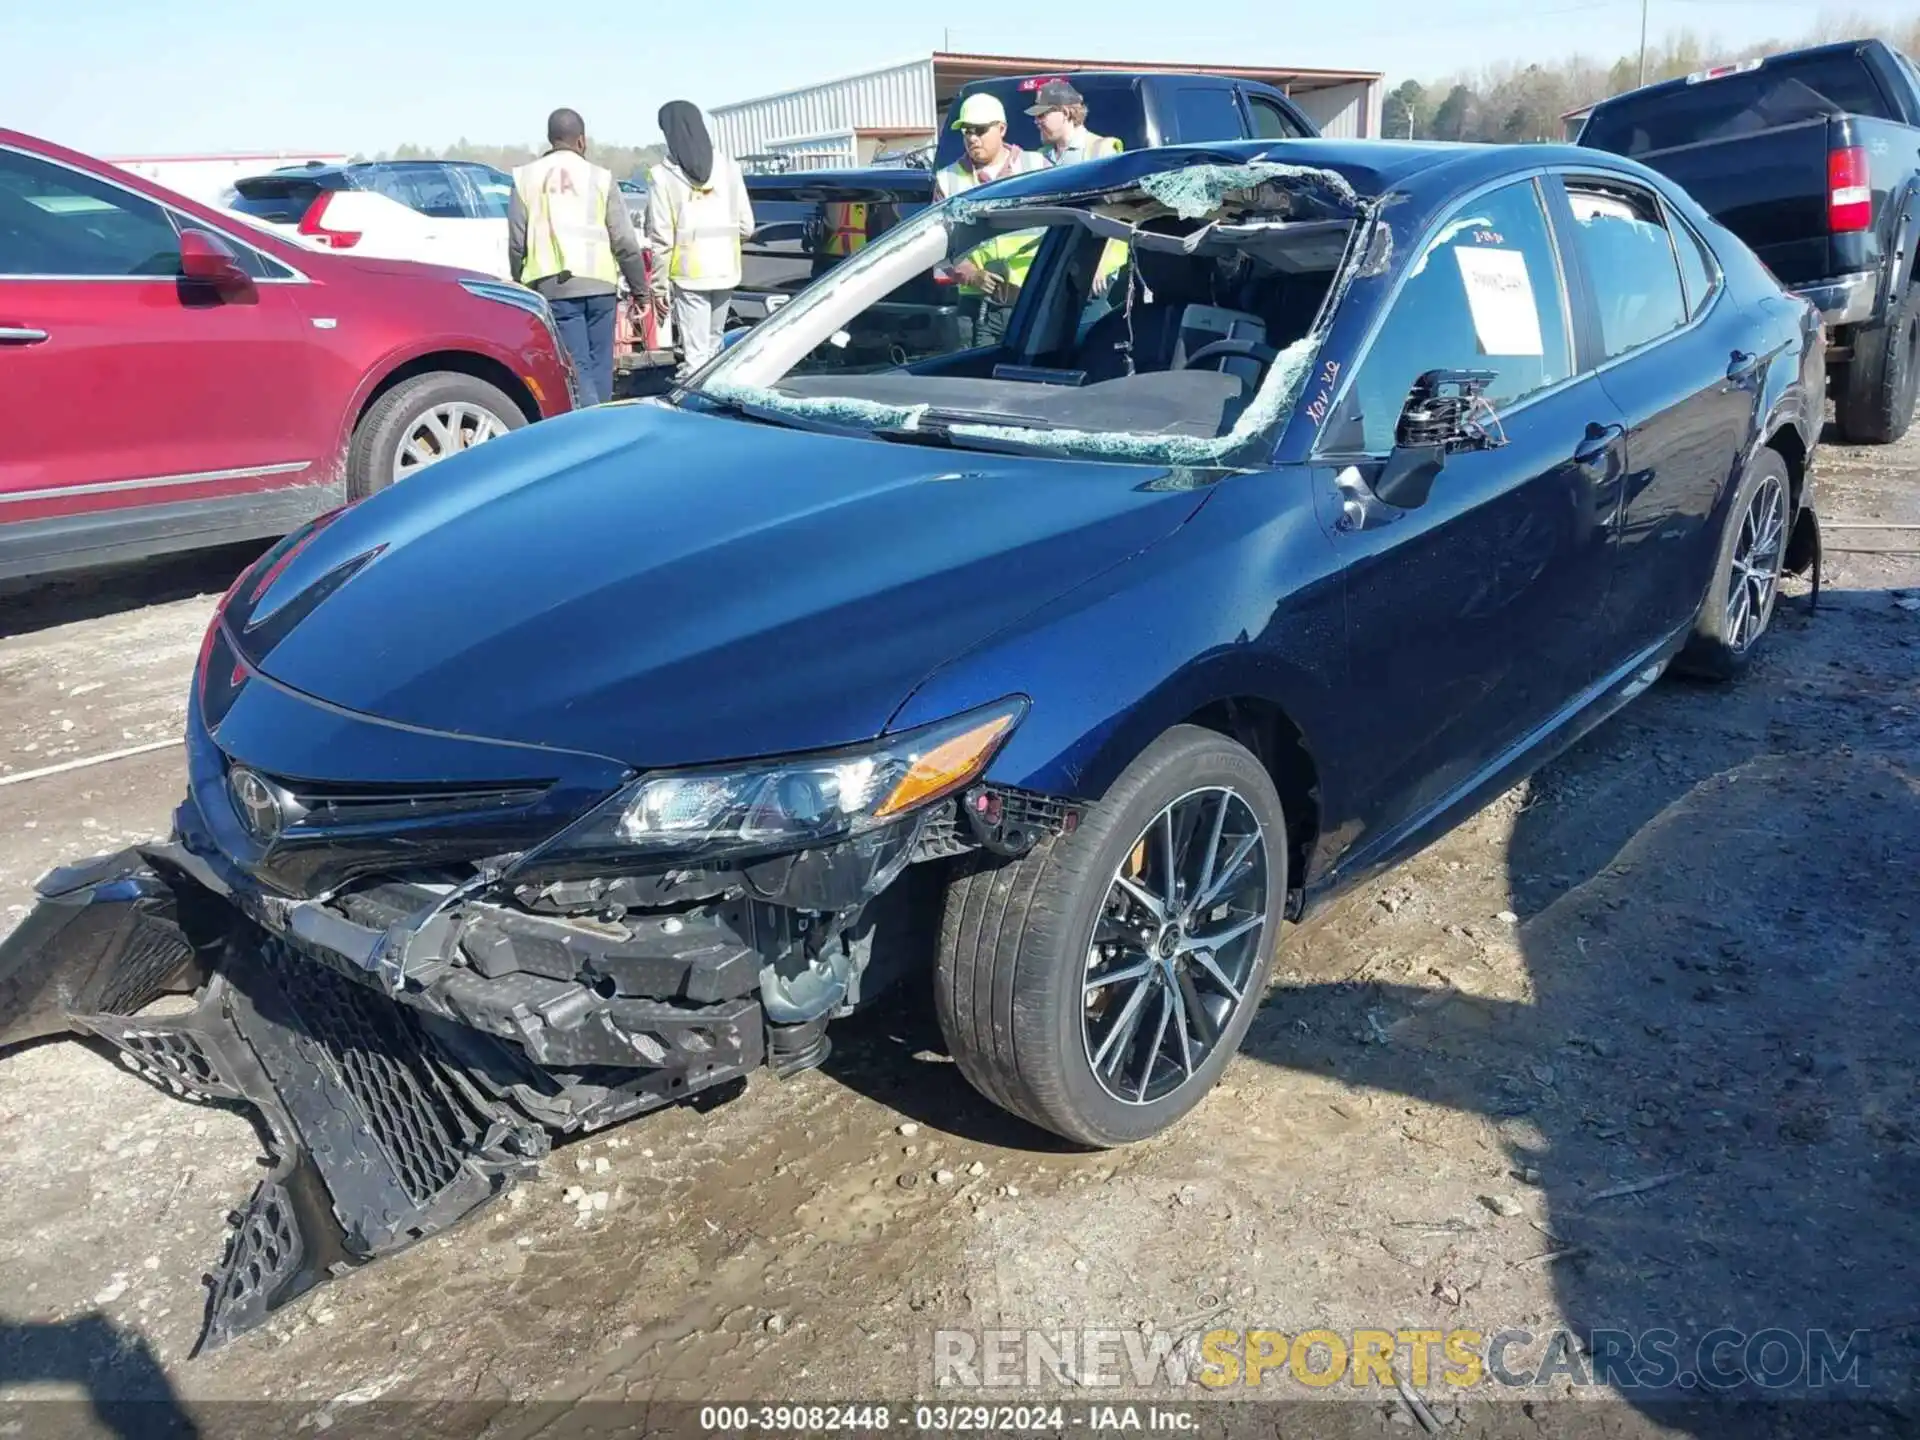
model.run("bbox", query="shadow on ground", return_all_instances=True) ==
[1227,588,1920,1434]
[0,1313,198,1437]
[0,544,267,642]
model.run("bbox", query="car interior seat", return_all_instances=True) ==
[1076,224,1269,388]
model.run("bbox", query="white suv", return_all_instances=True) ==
[222,159,514,278]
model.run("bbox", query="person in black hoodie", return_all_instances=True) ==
[646,101,755,380]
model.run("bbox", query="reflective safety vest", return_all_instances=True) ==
[1042,130,1124,168]
[648,157,749,290]
[512,149,619,288]
[1038,132,1129,293]
[821,200,868,257]
[934,146,1048,297]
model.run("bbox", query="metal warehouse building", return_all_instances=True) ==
[711,51,1384,171]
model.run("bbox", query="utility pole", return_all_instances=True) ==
[1637,0,1650,86]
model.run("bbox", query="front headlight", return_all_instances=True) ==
[459,277,553,323]
[529,697,1027,868]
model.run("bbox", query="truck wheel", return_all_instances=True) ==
[347,372,525,501]
[935,726,1286,1148]
[1675,449,1792,682]
[1835,283,1920,445]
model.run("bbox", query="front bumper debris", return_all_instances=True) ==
[0,778,1079,1354]
[0,845,754,1354]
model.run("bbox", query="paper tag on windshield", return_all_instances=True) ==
[1454,246,1544,357]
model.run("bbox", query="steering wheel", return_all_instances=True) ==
[1178,337,1283,372]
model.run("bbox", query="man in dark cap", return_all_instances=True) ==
[1027,80,1123,169]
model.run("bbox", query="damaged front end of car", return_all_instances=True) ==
[0,592,1075,1353]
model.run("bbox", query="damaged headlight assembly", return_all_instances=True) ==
[522,697,1029,870]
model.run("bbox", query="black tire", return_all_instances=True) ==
[1834,282,1920,445]
[1675,448,1793,683]
[934,725,1287,1148]
[346,372,525,501]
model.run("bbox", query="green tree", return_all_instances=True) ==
[1393,10,1920,145]
[1430,84,1473,142]
[1386,79,1427,139]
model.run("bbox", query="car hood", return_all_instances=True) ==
[228,402,1206,768]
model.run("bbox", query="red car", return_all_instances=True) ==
[0,128,577,582]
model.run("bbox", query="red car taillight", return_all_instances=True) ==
[1828,146,1872,233]
[296,190,362,249]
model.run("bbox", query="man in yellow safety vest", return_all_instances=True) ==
[933,93,1047,346]
[508,107,652,406]
[646,101,756,381]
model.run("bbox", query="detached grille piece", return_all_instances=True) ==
[262,939,479,1205]
[97,919,195,1015]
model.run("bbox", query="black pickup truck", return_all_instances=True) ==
[735,70,1320,327]
[1577,38,1920,442]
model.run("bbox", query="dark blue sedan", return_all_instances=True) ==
[1,138,1822,1343]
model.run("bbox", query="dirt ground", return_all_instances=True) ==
[1,423,1917,1440]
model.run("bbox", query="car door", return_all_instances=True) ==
[1307,174,1630,853]
[0,144,328,526]
[1553,173,1754,655]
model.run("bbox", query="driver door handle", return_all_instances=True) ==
[1574,421,1624,466]
[0,325,49,344]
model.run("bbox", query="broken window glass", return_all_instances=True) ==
[692,159,1364,468]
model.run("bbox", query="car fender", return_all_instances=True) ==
[889,472,1350,843]
[1875,173,1920,324]
[329,328,552,462]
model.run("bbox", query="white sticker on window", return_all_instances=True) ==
[1454,246,1545,357]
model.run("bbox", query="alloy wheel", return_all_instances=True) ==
[390,401,507,480]
[1725,470,1786,654]
[1081,787,1270,1105]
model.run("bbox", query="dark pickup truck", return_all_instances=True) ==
[1577,38,1920,442]
[734,70,1320,329]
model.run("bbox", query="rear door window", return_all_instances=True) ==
[358,162,467,218]
[1246,92,1307,139]
[459,165,514,219]
[1329,177,1574,455]
[0,148,182,276]
[1582,51,1893,156]
[1564,181,1690,358]
[1668,207,1722,317]
[1170,84,1247,142]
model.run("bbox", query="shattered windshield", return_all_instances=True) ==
[686,158,1362,466]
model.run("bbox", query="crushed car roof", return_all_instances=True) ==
[968,137,1663,208]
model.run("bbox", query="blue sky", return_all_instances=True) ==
[11,0,1906,155]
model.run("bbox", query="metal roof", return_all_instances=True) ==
[932,49,1381,94]
[712,49,1381,117]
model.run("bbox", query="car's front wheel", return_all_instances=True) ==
[346,372,525,500]
[935,725,1286,1147]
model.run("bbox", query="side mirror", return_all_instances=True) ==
[179,228,255,300]
[1373,443,1446,509]
[1375,368,1500,509]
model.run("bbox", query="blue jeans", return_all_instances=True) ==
[550,293,617,406]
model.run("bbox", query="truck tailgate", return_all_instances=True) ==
[1625,117,1835,287]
